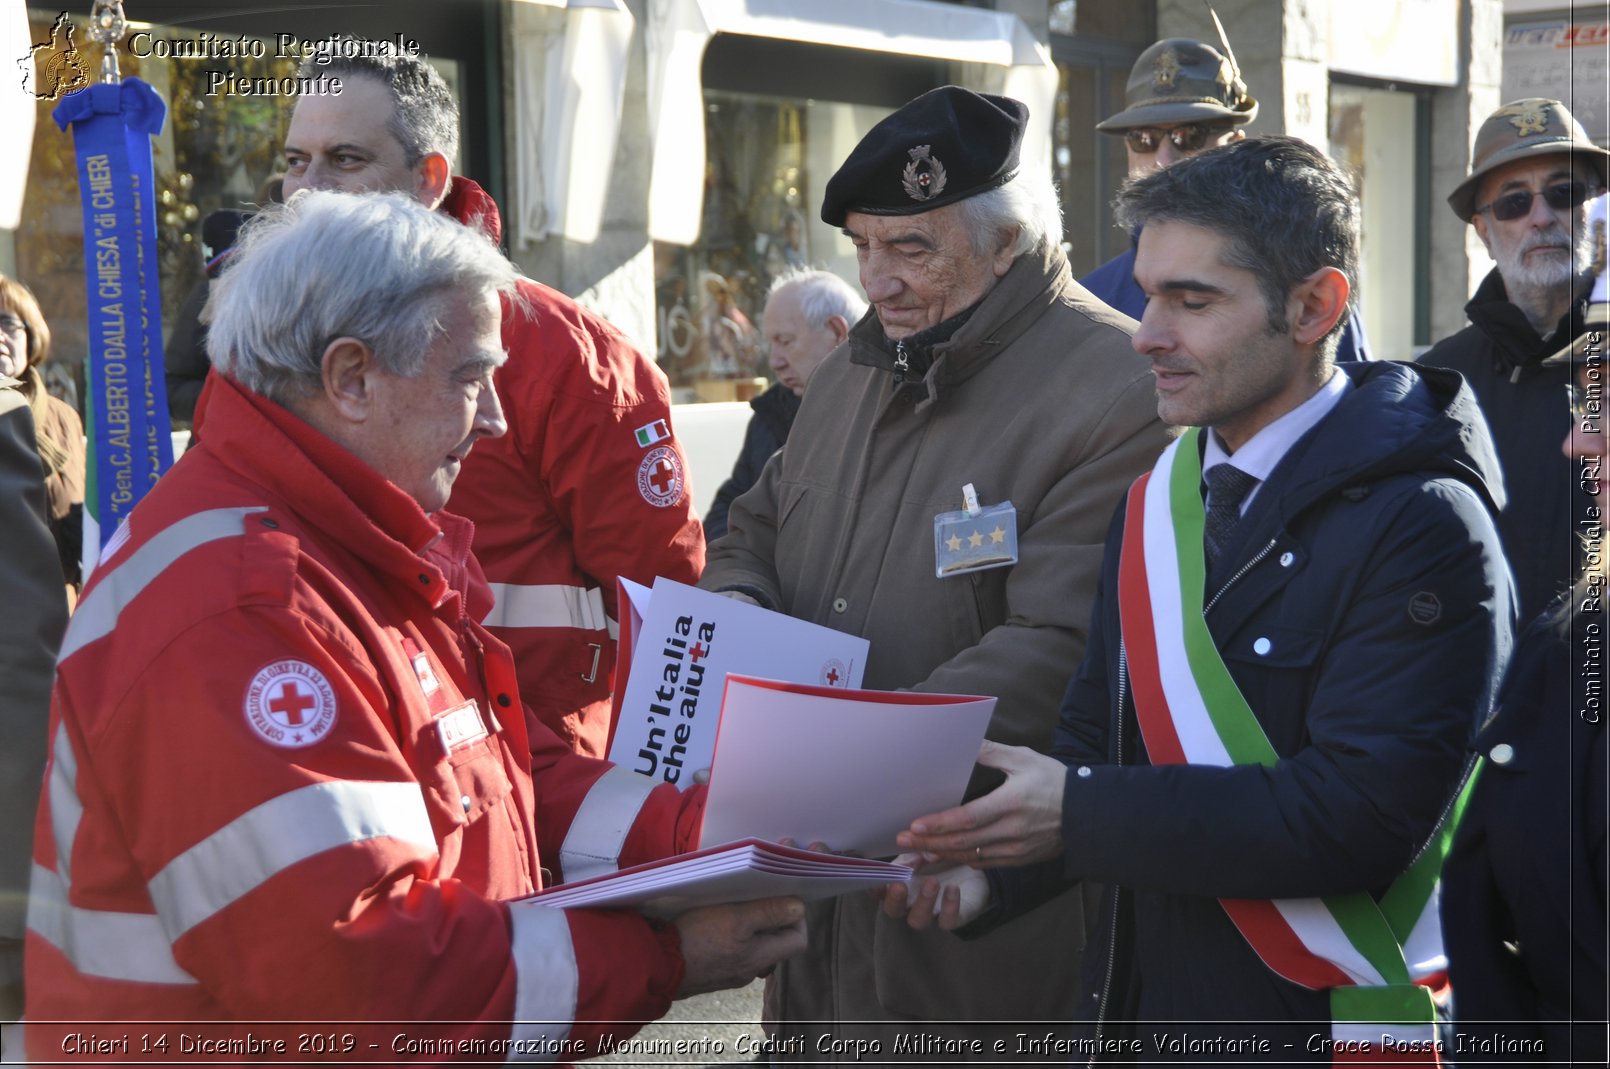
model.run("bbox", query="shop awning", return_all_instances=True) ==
[646,0,1057,244]
[512,0,1056,247]
[2,0,39,229]
[511,0,635,246]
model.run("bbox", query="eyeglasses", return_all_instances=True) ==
[0,315,26,341]
[1475,181,1592,222]
[1123,123,1230,155]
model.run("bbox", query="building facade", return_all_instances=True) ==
[8,0,1593,411]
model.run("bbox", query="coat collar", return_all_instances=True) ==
[438,174,503,245]
[846,243,1075,405]
[1465,267,1590,373]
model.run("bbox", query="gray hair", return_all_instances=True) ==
[768,269,868,328]
[955,168,1064,259]
[298,38,459,167]
[206,190,519,403]
[1116,136,1360,358]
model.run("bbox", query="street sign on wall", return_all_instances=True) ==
[1503,18,1609,146]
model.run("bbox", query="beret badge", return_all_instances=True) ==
[901,145,948,203]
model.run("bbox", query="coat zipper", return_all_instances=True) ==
[1205,536,1279,614]
[1088,539,1277,1059]
[1088,639,1130,1063]
[1405,750,1482,873]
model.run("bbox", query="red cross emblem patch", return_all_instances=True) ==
[636,445,686,508]
[244,660,338,748]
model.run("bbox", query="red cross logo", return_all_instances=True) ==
[269,681,316,726]
[825,666,840,685]
[246,660,338,749]
[649,460,676,495]
[637,446,684,508]
[689,642,708,663]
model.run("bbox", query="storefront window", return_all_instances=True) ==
[652,91,884,403]
[1054,58,1131,275]
[1329,80,1424,356]
[1048,6,1152,278]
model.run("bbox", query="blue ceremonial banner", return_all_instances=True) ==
[53,78,174,567]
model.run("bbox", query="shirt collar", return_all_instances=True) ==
[1202,368,1351,483]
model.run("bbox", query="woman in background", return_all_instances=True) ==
[0,274,85,595]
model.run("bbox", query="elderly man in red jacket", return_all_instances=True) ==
[280,40,704,758]
[24,189,802,1057]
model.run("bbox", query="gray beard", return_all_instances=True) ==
[1496,220,1593,333]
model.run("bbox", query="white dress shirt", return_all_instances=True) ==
[1202,369,1352,516]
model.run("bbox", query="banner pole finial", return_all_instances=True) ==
[87,1,127,85]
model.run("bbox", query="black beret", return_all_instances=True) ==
[821,86,1028,228]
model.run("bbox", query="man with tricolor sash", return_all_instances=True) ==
[890,137,1515,1063]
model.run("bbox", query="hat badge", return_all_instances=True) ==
[902,145,948,203]
[1505,101,1550,137]
[1153,47,1181,90]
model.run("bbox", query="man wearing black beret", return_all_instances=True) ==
[700,86,1169,1058]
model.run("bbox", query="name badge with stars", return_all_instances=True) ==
[934,483,1019,578]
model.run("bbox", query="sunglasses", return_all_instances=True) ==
[1476,181,1592,222]
[1123,123,1230,155]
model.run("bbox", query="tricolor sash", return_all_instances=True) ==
[1117,429,1474,1065]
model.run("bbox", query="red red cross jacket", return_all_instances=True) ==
[441,179,704,759]
[26,376,707,1059]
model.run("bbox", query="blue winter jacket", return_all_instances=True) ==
[981,361,1515,1060]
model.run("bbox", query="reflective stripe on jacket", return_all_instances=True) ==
[26,376,699,1057]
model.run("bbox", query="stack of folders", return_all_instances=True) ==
[530,839,911,920]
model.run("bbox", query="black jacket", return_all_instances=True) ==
[701,382,800,541]
[1417,268,1592,622]
[1442,600,1608,1066]
[986,361,1515,1060]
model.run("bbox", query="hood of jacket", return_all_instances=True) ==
[845,243,1088,407]
[1464,266,1589,374]
[439,175,503,245]
[1276,360,1507,519]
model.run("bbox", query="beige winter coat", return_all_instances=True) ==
[702,244,1169,1055]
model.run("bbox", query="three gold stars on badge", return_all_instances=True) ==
[945,526,1007,552]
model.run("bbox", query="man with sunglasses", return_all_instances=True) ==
[1419,98,1608,621]
[1080,38,1372,363]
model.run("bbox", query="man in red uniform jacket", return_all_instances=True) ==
[24,189,803,1057]
[281,41,704,758]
